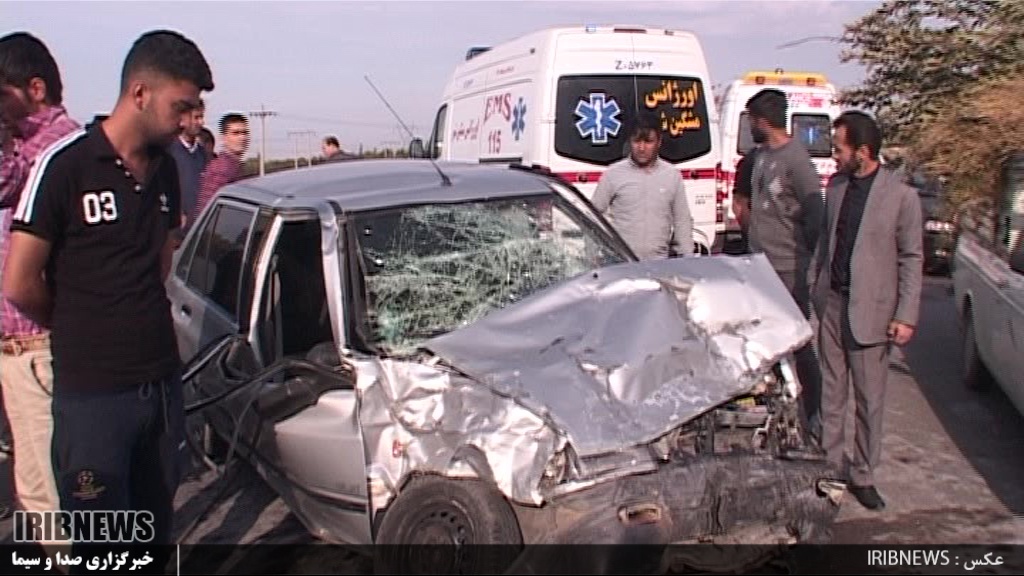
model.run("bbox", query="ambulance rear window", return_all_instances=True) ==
[555,75,712,166]
[793,114,832,158]
[737,112,756,155]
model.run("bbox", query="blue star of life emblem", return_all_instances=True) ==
[574,93,622,145]
[511,97,527,141]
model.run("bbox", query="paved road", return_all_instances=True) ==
[1,277,1022,552]
[830,277,1024,544]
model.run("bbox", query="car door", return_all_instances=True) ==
[168,200,270,363]
[244,214,373,544]
[999,244,1024,414]
[956,224,1003,374]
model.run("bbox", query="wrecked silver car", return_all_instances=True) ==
[169,160,844,571]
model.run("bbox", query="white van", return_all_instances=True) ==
[716,70,841,244]
[420,25,721,254]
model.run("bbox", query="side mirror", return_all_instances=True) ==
[408,138,425,159]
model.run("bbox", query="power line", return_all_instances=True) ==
[249,104,278,176]
[287,130,317,168]
[776,35,841,50]
[275,113,397,128]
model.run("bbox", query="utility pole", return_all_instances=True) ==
[287,131,305,169]
[287,130,316,167]
[249,104,277,176]
[307,131,316,166]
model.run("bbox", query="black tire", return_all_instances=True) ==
[374,476,523,574]
[962,307,993,390]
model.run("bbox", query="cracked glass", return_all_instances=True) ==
[352,195,628,355]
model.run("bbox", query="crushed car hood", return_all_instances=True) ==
[425,254,812,457]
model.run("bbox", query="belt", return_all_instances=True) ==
[1,335,50,356]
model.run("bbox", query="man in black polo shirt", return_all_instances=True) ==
[2,30,213,550]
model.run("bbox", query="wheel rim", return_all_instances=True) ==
[393,503,474,574]
[409,504,472,545]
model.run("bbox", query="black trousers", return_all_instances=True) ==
[51,369,185,571]
[775,267,823,438]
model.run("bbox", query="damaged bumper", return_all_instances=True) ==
[530,455,843,545]
[508,454,845,571]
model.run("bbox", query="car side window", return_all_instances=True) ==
[186,204,256,320]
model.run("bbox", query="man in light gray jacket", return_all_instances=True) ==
[591,114,693,260]
[809,111,923,511]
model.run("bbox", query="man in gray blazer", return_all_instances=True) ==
[809,111,923,510]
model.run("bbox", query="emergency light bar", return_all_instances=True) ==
[582,25,652,34]
[742,70,828,87]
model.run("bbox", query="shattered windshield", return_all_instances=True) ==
[352,195,628,355]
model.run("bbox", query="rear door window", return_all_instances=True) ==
[555,74,712,166]
[737,112,756,155]
[792,113,833,158]
[186,204,256,320]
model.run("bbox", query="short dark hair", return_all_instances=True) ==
[218,113,247,134]
[120,30,213,94]
[746,89,787,129]
[324,136,339,147]
[632,114,662,139]
[833,111,882,160]
[0,32,64,105]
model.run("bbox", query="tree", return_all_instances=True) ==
[912,76,1024,208]
[838,0,1024,143]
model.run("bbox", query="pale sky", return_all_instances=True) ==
[4,0,880,159]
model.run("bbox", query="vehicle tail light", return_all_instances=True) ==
[715,162,727,224]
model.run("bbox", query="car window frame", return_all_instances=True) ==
[247,209,338,367]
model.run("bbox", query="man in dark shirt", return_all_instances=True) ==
[809,111,923,511]
[3,30,213,553]
[731,145,761,254]
[321,135,358,163]
[167,97,206,231]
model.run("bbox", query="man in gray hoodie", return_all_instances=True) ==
[745,88,825,437]
[592,114,693,260]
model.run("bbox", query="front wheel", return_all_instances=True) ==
[374,476,523,574]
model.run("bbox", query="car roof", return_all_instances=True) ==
[216,159,557,212]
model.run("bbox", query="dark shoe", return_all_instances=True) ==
[0,504,11,520]
[849,484,886,510]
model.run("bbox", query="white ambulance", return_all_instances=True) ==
[419,25,722,254]
[716,70,841,244]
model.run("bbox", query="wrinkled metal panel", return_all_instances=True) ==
[425,254,812,457]
[354,358,563,507]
